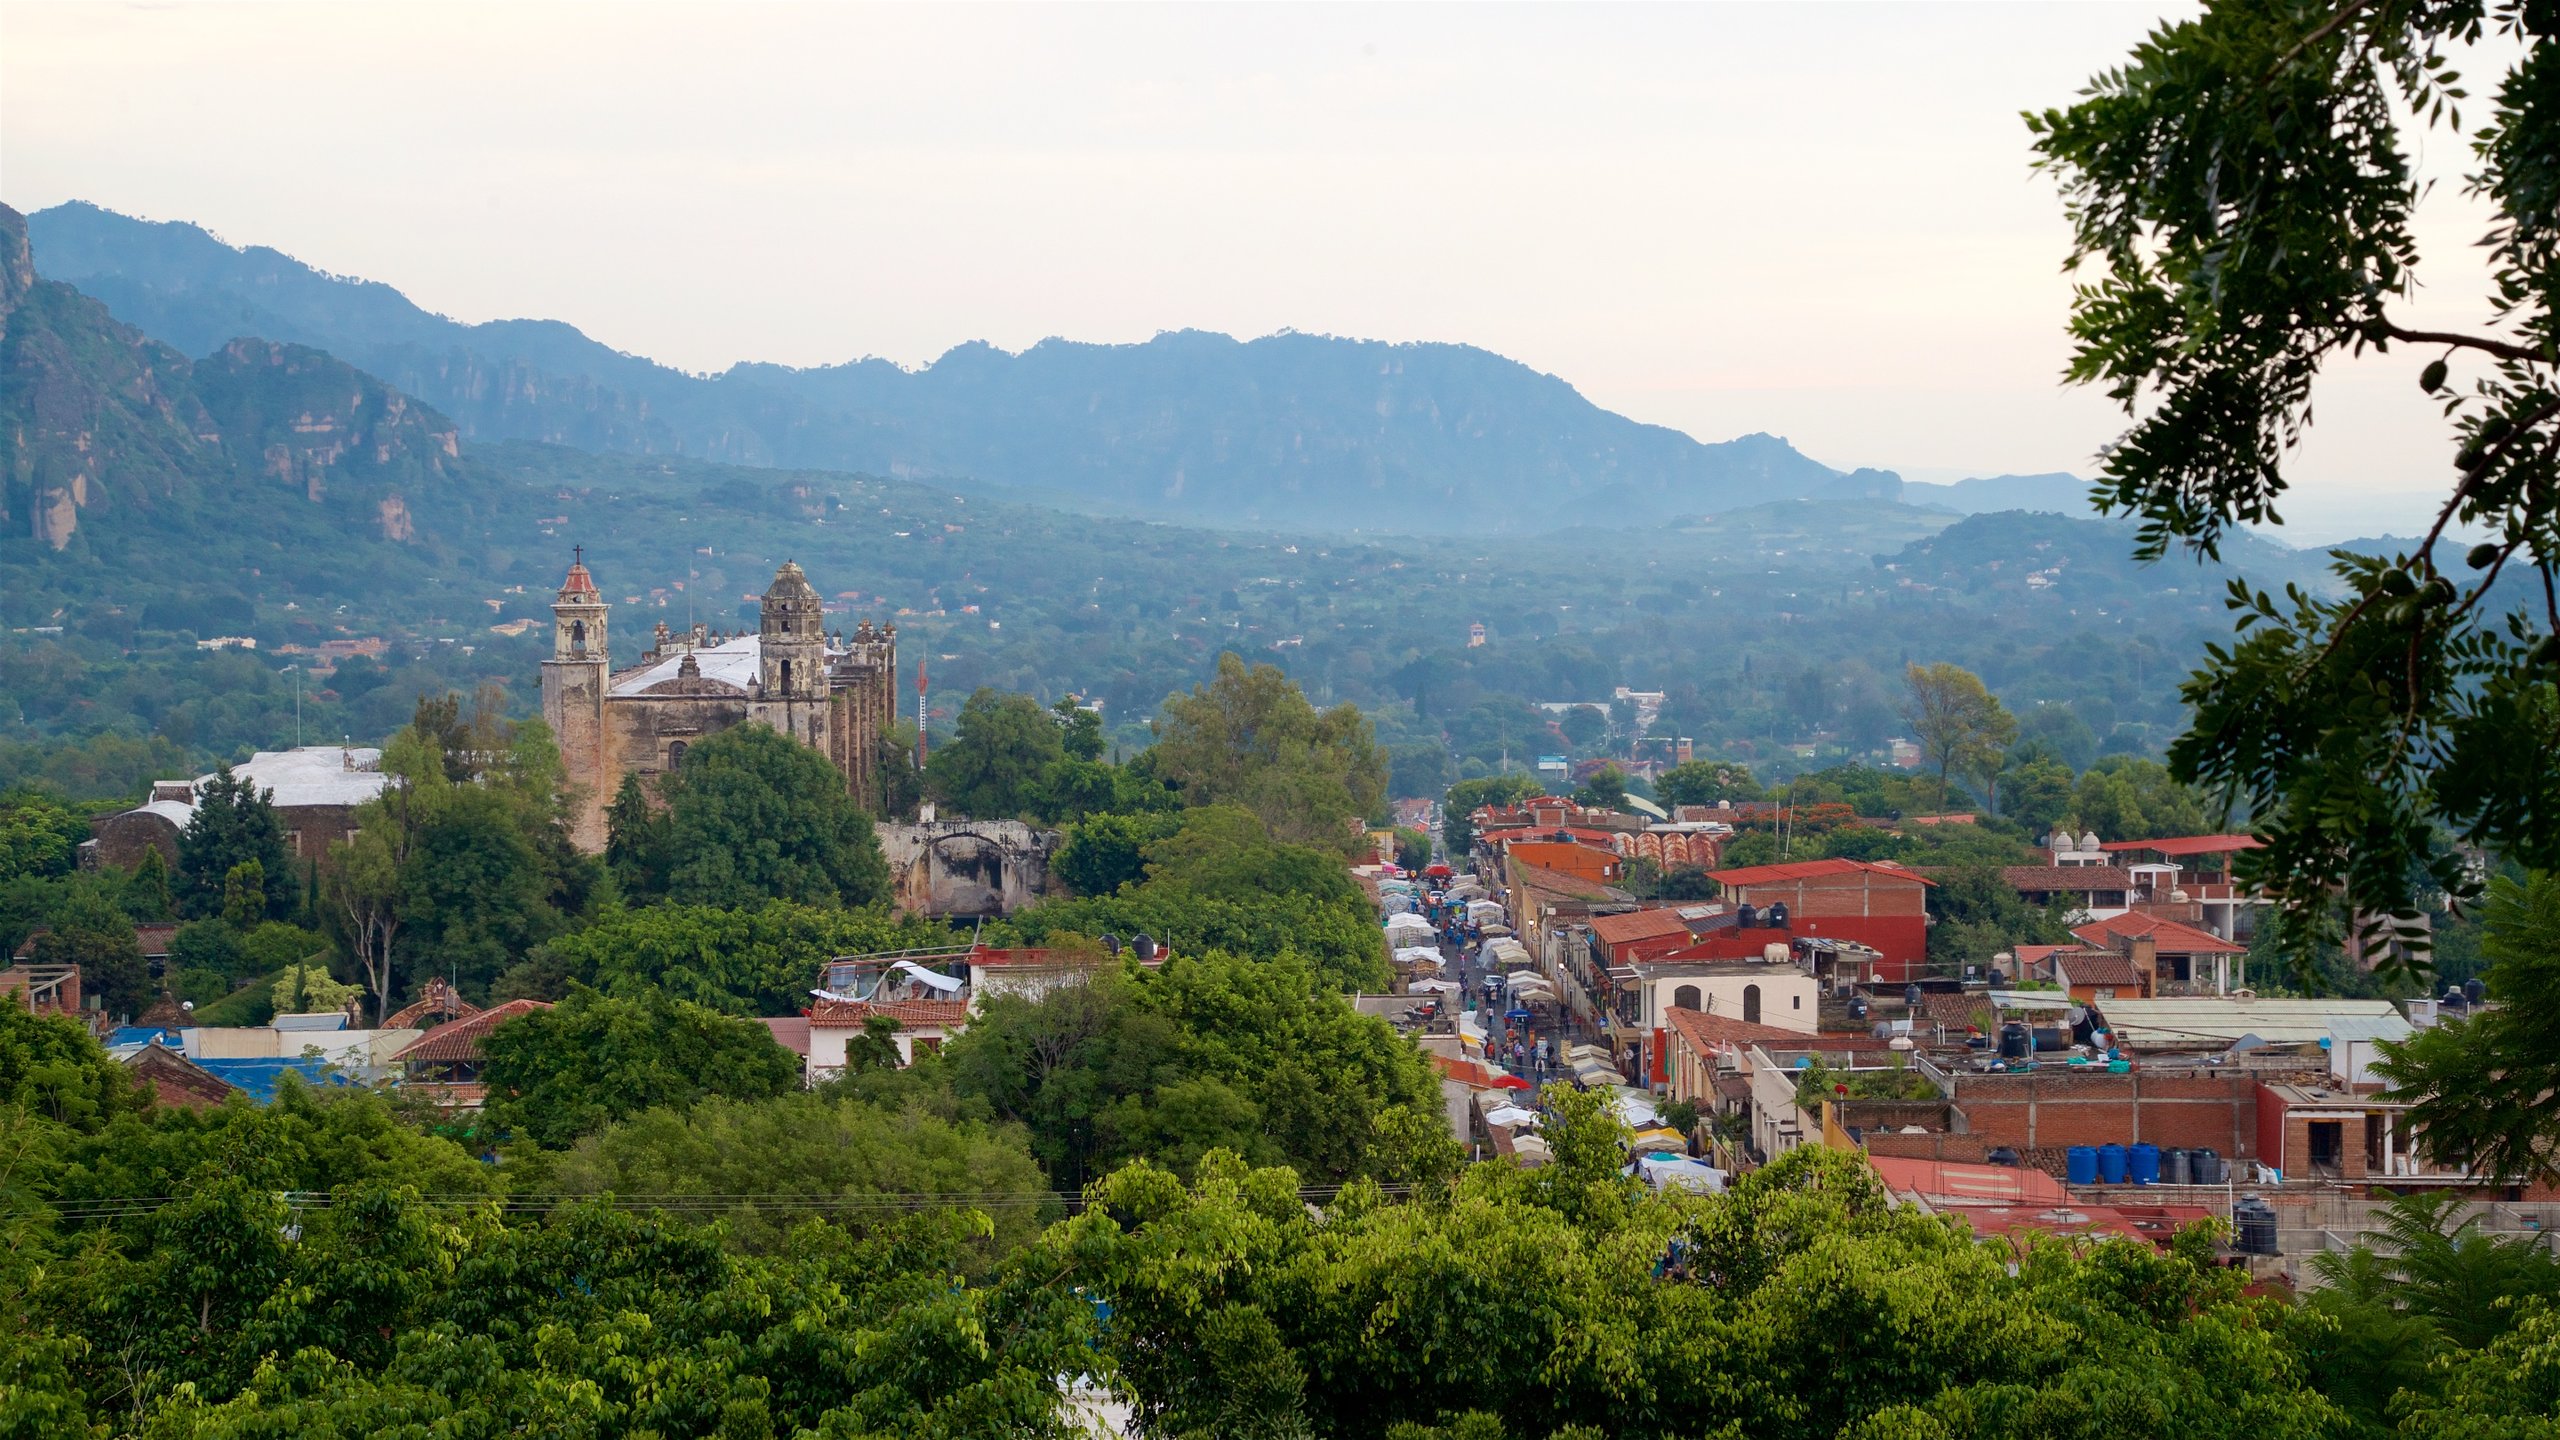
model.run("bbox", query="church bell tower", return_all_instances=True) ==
[755,560,827,746]
[542,548,613,851]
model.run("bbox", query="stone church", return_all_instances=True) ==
[542,554,900,852]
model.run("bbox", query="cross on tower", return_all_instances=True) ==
[573,544,584,566]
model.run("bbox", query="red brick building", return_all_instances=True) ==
[1706,858,1932,983]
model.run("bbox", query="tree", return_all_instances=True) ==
[176,766,291,921]
[1388,743,1456,802]
[124,848,175,922]
[925,688,1064,820]
[1653,759,1763,809]
[526,902,947,1017]
[2071,755,2211,842]
[1440,773,1543,855]
[657,725,889,909]
[2030,1,2560,970]
[0,791,86,883]
[1558,705,1608,749]
[1053,810,1183,897]
[1571,763,1628,812]
[476,985,804,1149]
[2377,871,2560,1184]
[542,1090,1051,1256]
[1899,663,2013,810]
[270,957,360,1017]
[1054,696,1106,761]
[601,772,669,899]
[29,882,146,1020]
[1150,653,1388,854]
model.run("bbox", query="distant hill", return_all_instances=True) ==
[1876,509,2330,605]
[28,201,1870,535]
[0,205,483,556]
[1899,472,2096,516]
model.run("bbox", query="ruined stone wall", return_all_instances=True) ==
[877,819,1060,918]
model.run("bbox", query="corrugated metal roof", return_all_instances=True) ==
[2095,997,2400,1047]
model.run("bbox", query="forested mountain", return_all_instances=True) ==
[30,201,1870,534]
[0,205,491,560]
[1899,471,2093,515]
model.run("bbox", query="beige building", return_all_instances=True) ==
[542,554,901,851]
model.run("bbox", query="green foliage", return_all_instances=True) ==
[28,879,148,1019]
[1901,662,2014,810]
[271,957,359,1016]
[1150,652,1388,854]
[528,901,949,1016]
[1569,762,1627,811]
[1008,806,1391,992]
[2070,755,2212,842]
[1441,773,1543,854]
[176,766,291,921]
[655,724,889,909]
[2377,871,2560,1184]
[944,950,1449,1189]
[540,1090,1051,1256]
[1047,1143,2338,1440]
[1652,759,1763,809]
[1926,863,2074,979]
[2030,0,2560,973]
[1052,810,1182,897]
[0,1000,145,1132]
[925,687,1064,821]
[476,984,805,1149]
[0,790,87,883]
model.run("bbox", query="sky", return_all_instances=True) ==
[0,1,2499,540]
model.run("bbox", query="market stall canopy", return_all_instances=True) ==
[1634,1154,1727,1194]
[1484,1105,1542,1128]
[1410,978,1461,994]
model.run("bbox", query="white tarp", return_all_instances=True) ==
[1393,946,1445,967]
[1484,1105,1541,1129]
[1410,978,1461,994]
[891,960,967,994]
[1610,1089,1661,1129]
[1634,1154,1727,1194]
[1467,900,1507,922]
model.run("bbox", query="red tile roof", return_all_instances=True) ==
[1708,858,1936,888]
[1868,1156,2067,1206]
[2098,834,2263,858]
[2071,912,2245,955]
[806,998,971,1028]
[2052,952,2146,988]
[758,1016,812,1055]
[1588,910,1695,946]
[391,999,551,1065]
[1660,1006,1822,1053]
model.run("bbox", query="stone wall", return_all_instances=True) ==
[877,819,1061,918]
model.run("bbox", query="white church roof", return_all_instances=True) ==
[611,636,763,696]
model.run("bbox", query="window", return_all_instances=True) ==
[1743,984,1762,1025]
[781,659,793,691]
[570,619,586,654]
[1792,994,1802,1010]
[1672,984,1701,1012]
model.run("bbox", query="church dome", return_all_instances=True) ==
[765,561,820,602]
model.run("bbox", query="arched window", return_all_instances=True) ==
[780,659,793,691]
[666,740,688,769]
[1671,984,1701,1012]
[1743,984,1762,1025]
[570,619,586,654]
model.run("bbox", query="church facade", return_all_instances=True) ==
[541,555,900,852]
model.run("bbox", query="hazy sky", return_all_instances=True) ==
[0,1,2497,538]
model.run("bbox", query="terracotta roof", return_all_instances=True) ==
[2012,943,2080,967]
[1652,927,1799,963]
[806,998,971,1028]
[2072,912,2245,955]
[1588,910,1694,946]
[758,1016,812,1055]
[2053,952,2146,988]
[1868,1156,2067,1206]
[1660,1006,1821,1053]
[1708,858,1936,888]
[2001,866,2137,892]
[2098,834,2262,858]
[390,999,551,1065]
[1429,1054,1509,1088]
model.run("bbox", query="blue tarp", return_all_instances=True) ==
[106,1026,185,1049]
[192,1056,351,1103]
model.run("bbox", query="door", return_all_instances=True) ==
[2308,1120,2344,1176]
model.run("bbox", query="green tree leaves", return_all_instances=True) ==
[1150,653,1389,854]
[476,986,802,1149]
[656,725,889,909]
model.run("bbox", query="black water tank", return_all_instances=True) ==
[1904,984,1925,1010]
[1846,995,1871,1022]
[2193,1147,2223,1184]
[2233,1196,2278,1255]
[1132,933,1158,960]
[1736,903,1758,928]
[1101,934,1122,956]
[1985,1147,2021,1168]
[1998,1021,2032,1061]
[2465,977,2487,1006]
[1767,901,1790,929]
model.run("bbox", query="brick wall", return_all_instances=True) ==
[1948,1068,2260,1158]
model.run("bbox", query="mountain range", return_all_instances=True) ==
[24,201,2093,534]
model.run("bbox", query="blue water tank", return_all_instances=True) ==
[2129,1142,2161,1186]
[2066,1146,2099,1186]
[2098,1143,2129,1185]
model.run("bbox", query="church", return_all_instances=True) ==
[541,554,900,852]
